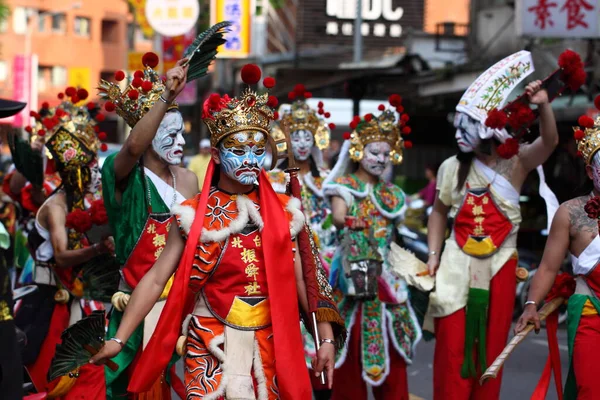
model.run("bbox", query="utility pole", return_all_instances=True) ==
[352,0,363,116]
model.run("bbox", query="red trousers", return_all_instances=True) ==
[433,257,516,400]
[332,308,409,400]
[573,315,600,399]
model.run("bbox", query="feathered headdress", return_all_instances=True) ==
[574,96,600,165]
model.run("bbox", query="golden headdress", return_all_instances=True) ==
[97,52,179,128]
[345,94,411,165]
[202,64,278,154]
[574,113,600,165]
[271,85,332,152]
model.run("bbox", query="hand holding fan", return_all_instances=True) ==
[48,311,118,382]
[181,21,232,82]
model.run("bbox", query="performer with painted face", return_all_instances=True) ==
[97,52,198,398]
[324,95,421,400]
[426,51,563,400]
[14,88,116,398]
[269,86,337,264]
[90,64,345,400]
[515,108,600,400]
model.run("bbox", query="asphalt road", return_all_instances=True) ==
[172,323,569,400]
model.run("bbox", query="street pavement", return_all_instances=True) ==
[173,323,569,399]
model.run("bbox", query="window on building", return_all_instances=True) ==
[38,66,52,92]
[0,61,7,81]
[51,13,65,33]
[101,19,119,43]
[12,7,32,34]
[38,10,47,32]
[52,66,67,87]
[74,16,90,37]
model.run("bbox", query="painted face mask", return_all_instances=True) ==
[454,112,482,153]
[591,153,600,191]
[290,129,314,161]
[360,141,391,177]
[87,159,101,194]
[219,131,267,185]
[152,111,186,165]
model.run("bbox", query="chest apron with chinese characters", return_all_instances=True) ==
[453,183,513,378]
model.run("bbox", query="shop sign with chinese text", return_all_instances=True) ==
[210,0,251,58]
[518,0,600,37]
[145,0,200,37]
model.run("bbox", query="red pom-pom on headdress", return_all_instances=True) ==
[98,132,108,141]
[30,111,40,119]
[87,102,96,111]
[496,138,520,159]
[318,101,324,108]
[142,52,159,69]
[263,77,276,88]
[378,104,385,111]
[65,87,76,97]
[288,92,296,101]
[364,114,373,122]
[317,109,324,115]
[329,123,336,130]
[485,108,508,130]
[402,126,412,135]
[141,80,153,92]
[100,143,108,152]
[104,101,116,112]
[128,90,139,101]
[389,94,402,107]
[241,64,261,85]
[558,50,584,75]
[567,68,586,91]
[58,93,65,100]
[304,92,313,99]
[41,102,49,109]
[134,70,144,79]
[294,84,306,95]
[115,71,125,81]
[579,115,595,129]
[574,129,585,141]
[77,89,89,100]
[267,95,278,108]
[132,77,143,89]
[96,113,106,122]
[37,129,46,137]
[273,111,279,120]
[343,132,351,140]
[350,120,359,130]
[595,95,600,111]
[324,112,331,118]
[25,126,32,133]
[71,95,80,104]
[404,140,413,149]
[401,114,410,123]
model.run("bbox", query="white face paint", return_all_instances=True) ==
[454,112,482,153]
[152,111,185,165]
[360,142,391,177]
[87,159,101,193]
[591,152,600,191]
[290,129,314,161]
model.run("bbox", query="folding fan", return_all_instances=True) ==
[79,254,120,303]
[183,21,232,82]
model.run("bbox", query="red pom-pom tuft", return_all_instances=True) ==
[294,84,306,95]
[558,50,584,75]
[86,102,96,111]
[318,101,324,108]
[71,95,80,104]
[378,104,385,111]
[100,143,108,152]
[288,92,296,101]
[267,95,278,108]
[58,92,65,100]
[42,117,55,130]
[142,52,159,69]
[41,102,49,109]
[402,126,412,135]
[273,111,279,120]
[115,71,125,81]
[29,111,39,119]
[396,105,404,113]
[77,89,89,100]
[132,77,143,88]
[496,138,520,159]
[364,114,373,122]
[577,151,583,158]
[324,112,331,118]
[134,70,144,79]
[343,132,351,140]
[95,113,106,122]
[352,115,361,124]
[401,114,410,123]
[37,129,46,137]
[104,101,116,112]
[98,132,108,141]
[65,87,76,97]
[595,95,600,111]
[241,64,262,85]
[404,140,413,149]
[94,126,100,133]
[579,115,595,129]
[128,90,139,100]
[25,126,32,133]
[389,94,402,107]
[574,129,585,141]
[318,109,324,115]
[263,77,276,88]
[350,121,358,130]
[329,123,336,130]
[567,68,586,91]
[485,108,508,130]
[304,92,313,99]
[141,80,153,92]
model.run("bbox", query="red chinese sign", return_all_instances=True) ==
[520,0,599,37]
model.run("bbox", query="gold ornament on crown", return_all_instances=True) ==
[349,110,405,165]
[576,116,600,165]
[204,88,274,148]
[272,99,330,152]
[98,65,178,129]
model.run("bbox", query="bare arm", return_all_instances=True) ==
[176,168,200,199]
[112,60,189,183]
[47,204,111,268]
[293,239,310,316]
[515,204,570,333]
[331,196,348,230]
[427,194,450,276]
[518,81,559,172]
[114,225,184,344]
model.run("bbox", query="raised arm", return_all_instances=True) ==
[427,194,450,276]
[519,80,559,172]
[47,204,112,268]
[515,204,570,333]
[90,224,185,364]
[112,60,189,183]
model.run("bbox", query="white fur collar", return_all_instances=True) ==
[172,195,305,243]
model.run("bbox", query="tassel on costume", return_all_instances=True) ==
[461,287,490,378]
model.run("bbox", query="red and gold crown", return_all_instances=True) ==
[202,64,278,150]
[574,98,600,165]
[98,52,178,128]
[343,94,411,165]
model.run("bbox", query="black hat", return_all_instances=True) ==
[0,99,26,119]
